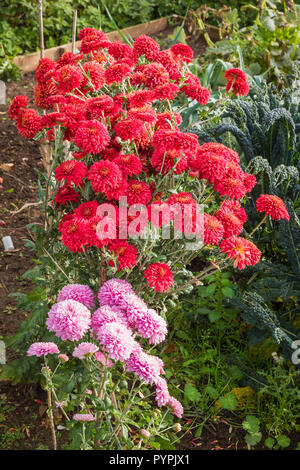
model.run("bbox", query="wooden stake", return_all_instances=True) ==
[72,10,78,53]
[38,0,45,59]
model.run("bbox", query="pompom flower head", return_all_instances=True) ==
[57,284,95,310]
[256,194,290,221]
[97,321,136,362]
[46,299,91,341]
[144,263,174,293]
[224,68,249,96]
[74,120,110,155]
[72,342,99,359]
[27,342,59,357]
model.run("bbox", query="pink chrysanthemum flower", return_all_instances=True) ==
[168,397,184,418]
[135,309,167,345]
[73,413,95,422]
[72,342,99,359]
[94,351,113,367]
[256,194,290,221]
[98,278,134,307]
[74,120,110,155]
[97,321,136,362]
[144,263,174,293]
[220,236,261,270]
[155,377,170,407]
[125,344,164,384]
[46,299,91,341]
[57,284,95,310]
[27,342,59,357]
[58,353,69,362]
[91,305,129,335]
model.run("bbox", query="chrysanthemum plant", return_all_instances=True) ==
[9,31,290,449]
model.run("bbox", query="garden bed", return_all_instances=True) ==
[0,17,298,451]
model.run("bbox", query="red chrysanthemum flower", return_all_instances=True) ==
[56,65,83,93]
[155,111,182,130]
[55,160,88,187]
[74,120,110,155]
[104,63,132,85]
[55,184,80,207]
[60,217,87,253]
[35,57,56,84]
[256,194,290,221]
[114,117,145,142]
[126,180,152,206]
[156,50,181,76]
[220,236,261,269]
[144,263,174,293]
[151,148,189,175]
[182,73,210,104]
[79,30,110,54]
[85,214,116,248]
[133,35,160,61]
[87,160,126,200]
[203,213,224,245]
[85,95,114,119]
[75,201,99,220]
[213,175,247,200]
[113,153,142,177]
[143,63,170,89]
[243,172,257,193]
[126,90,155,109]
[224,68,249,96]
[167,192,200,234]
[153,83,180,101]
[147,201,171,228]
[16,109,42,138]
[215,210,244,238]
[107,41,133,60]
[34,80,60,110]
[8,95,30,120]
[108,241,138,270]
[82,61,105,90]
[218,200,248,224]
[171,43,194,63]
[56,51,83,68]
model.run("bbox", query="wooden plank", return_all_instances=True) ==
[13,17,169,73]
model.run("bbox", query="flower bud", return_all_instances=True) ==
[140,429,151,439]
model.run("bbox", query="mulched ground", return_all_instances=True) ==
[0,26,297,451]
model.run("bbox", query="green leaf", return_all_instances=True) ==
[242,415,260,434]
[206,283,217,295]
[277,435,291,448]
[208,310,221,322]
[245,432,262,446]
[205,385,218,399]
[221,287,235,298]
[184,383,201,402]
[218,393,238,411]
[264,437,275,449]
